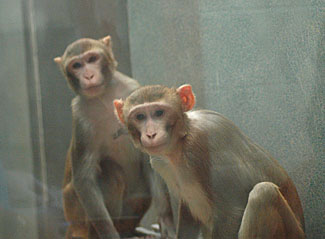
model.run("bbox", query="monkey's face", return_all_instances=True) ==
[126,102,179,155]
[114,84,195,156]
[65,51,108,98]
[54,36,117,98]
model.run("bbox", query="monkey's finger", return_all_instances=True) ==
[151,223,160,232]
[135,227,161,238]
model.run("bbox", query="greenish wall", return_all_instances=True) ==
[0,1,37,238]
[128,0,324,237]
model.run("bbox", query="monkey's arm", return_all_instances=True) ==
[151,171,176,239]
[71,125,120,239]
[72,154,120,238]
[149,156,177,238]
[176,201,200,239]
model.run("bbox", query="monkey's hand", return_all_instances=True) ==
[135,226,161,238]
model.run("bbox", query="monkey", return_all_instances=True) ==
[113,84,305,239]
[54,36,174,239]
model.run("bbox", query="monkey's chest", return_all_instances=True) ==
[92,118,142,173]
[92,116,129,149]
[179,180,213,226]
[151,157,213,226]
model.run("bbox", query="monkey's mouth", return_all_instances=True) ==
[83,84,104,95]
[143,142,167,154]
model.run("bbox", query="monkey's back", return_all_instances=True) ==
[186,110,304,231]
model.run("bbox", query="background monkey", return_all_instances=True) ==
[114,84,305,239]
[54,36,173,239]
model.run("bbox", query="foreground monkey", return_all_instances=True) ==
[54,36,174,239]
[114,84,305,239]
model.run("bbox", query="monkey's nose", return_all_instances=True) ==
[85,74,94,80]
[146,132,157,139]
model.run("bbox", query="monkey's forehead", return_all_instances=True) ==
[127,102,174,116]
[65,50,103,64]
[64,39,104,58]
[126,85,178,104]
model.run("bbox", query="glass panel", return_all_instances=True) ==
[0,0,323,238]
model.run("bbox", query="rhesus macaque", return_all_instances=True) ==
[54,36,174,239]
[114,84,305,239]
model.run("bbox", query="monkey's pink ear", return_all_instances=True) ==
[53,57,62,65]
[177,84,196,111]
[101,35,112,47]
[113,99,125,125]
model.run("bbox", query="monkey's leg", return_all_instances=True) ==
[238,182,305,239]
[100,160,127,237]
[100,160,126,217]
[63,183,88,239]
[88,225,101,239]
[176,201,200,239]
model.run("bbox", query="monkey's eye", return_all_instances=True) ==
[136,113,146,121]
[72,62,82,69]
[88,55,98,63]
[155,110,164,117]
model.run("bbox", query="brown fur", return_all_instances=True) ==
[55,37,173,239]
[114,84,305,239]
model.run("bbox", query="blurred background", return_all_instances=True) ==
[0,0,324,238]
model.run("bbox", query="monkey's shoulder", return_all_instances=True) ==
[113,71,140,97]
[186,110,242,136]
[187,109,233,123]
